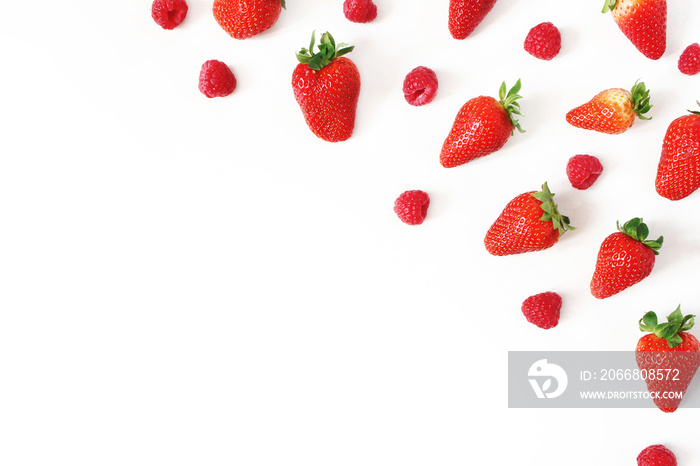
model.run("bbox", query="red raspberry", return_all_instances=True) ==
[524,22,561,60]
[198,60,237,98]
[678,43,700,75]
[394,190,430,225]
[403,66,438,106]
[343,0,378,23]
[151,0,188,30]
[637,445,677,466]
[566,154,603,190]
[521,292,562,329]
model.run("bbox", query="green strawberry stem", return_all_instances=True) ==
[617,217,663,255]
[530,182,574,236]
[630,80,652,120]
[601,0,618,13]
[689,100,700,116]
[639,306,695,348]
[296,31,354,71]
[498,79,525,134]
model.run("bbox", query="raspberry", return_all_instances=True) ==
[521,292,562,329]
[198,60,237,98]
[343,0,377,23]
[151,0,188,30]
[566,154,603,190]
[403,66,439,106]
[524,22,561,60]
[678,43,700,75]
[637,445,677,466]
[394,190,430,225]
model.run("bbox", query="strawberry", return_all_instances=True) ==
[484,182,573,256]
[655,104,700,201]
[292,32,361,143]
[521,292,562,329]
[602,0,666,60]
[448,0,498,39]
[213,0,285,39]
[440,80,524,168]
[566,80,652,134]
[590,218,662,299]
[636,306,700,413]
[637,445,677,466]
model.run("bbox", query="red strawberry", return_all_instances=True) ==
[678,43,700,76]
[655,105,700,201]
[440,80,524,168]
[523,22,562,61]
[394,190,430,225]
[448,0,498,39]
[343,0,377,23]
[636,306,700,413]
[566,81,652,134]
[198,60,237,98]
[566,154,603,190]
[602,0,666,60]
[590,218,662,299]
[403,66,438,107]
[292,32,361,143]
[484,182,574,256]
[637,445,677,466]
[213,0,285,39]
[151,0,188,30]
[521,292,562,329]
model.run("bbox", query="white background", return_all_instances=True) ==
[2,0,700,464]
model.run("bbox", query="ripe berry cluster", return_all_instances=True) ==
[151,0,700,461]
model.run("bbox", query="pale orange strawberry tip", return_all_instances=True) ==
[529,182,575,236]
[296,31,354,71]
[639,306,696,348]
[498,79,525,134]
[616,217,663,255]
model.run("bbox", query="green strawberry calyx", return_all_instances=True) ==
[601,0,618,13]
[498,79,525,134]
[530,182,575,236]
[630,80,652,121]
[688,100,700,116]
[639,306,695,348]
[280,0,286,9]
[296,31,354,71]
[616,217,663,255]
